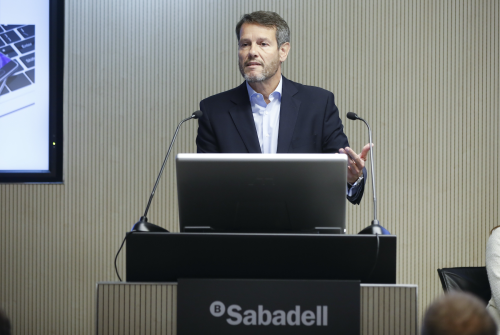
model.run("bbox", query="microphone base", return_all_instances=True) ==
[131,216,169,232]
[358,220,390,235]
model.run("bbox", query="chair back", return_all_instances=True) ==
[437,267,491,304]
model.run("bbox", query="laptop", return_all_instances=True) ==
[176,153,348,234]
[0,24,35,118]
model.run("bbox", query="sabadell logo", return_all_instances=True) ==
[209,301,329,326]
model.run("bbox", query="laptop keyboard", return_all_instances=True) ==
[0,24,35,96]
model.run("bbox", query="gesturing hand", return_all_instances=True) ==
[339,143,372,184]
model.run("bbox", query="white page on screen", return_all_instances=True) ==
[0,0,50,170]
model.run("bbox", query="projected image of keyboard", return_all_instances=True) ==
[0,24,35,118]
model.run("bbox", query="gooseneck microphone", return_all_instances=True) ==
[131,110,203,232]
[115,111,202,281]
[346,112,387,235]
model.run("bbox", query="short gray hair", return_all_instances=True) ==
[421,292,497,335]
[235,11,290,48]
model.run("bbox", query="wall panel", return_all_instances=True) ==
[0,0,498,333]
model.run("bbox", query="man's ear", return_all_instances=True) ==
[279,42,290,62]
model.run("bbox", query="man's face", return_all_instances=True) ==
[238,23,287,83]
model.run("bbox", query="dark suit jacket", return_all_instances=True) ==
[196,76,365,204]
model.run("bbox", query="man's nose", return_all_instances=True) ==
[248,43,258,57]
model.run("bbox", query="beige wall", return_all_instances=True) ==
[1,0,499,333]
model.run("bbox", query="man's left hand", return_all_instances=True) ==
[339,144,372,184]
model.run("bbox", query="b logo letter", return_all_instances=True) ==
[210,301,226,317]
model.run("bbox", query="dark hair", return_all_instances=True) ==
[235,11,290,48]
[0,308,11,335]
[421,292,497,335]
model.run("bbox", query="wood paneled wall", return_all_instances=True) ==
[1,0,498,333]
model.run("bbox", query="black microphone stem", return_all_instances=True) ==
[358,117,377,222]
[347,111,386,234]
[142,115,195,218]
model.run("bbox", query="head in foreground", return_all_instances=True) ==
[421,291,496,335]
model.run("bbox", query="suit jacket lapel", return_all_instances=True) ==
[228,82,262,153]
[277,77,300,153]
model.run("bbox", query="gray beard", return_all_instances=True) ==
[239,58,280,83]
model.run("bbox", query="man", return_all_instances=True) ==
[196,11,371,204]
[421,292,497,335]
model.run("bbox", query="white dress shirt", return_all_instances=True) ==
[246,78,282,154]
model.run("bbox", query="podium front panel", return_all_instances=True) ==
[95,282,417,335]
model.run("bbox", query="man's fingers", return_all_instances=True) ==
[340,148,356,165]
[359,143,373,161]
[347,162,361,184]
[342,145,373,183]
[345,147,364,168]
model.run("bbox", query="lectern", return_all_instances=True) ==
[95,233,418,334]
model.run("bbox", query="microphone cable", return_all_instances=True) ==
[114,232,134,282]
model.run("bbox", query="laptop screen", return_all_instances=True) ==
[176,153,348,234]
